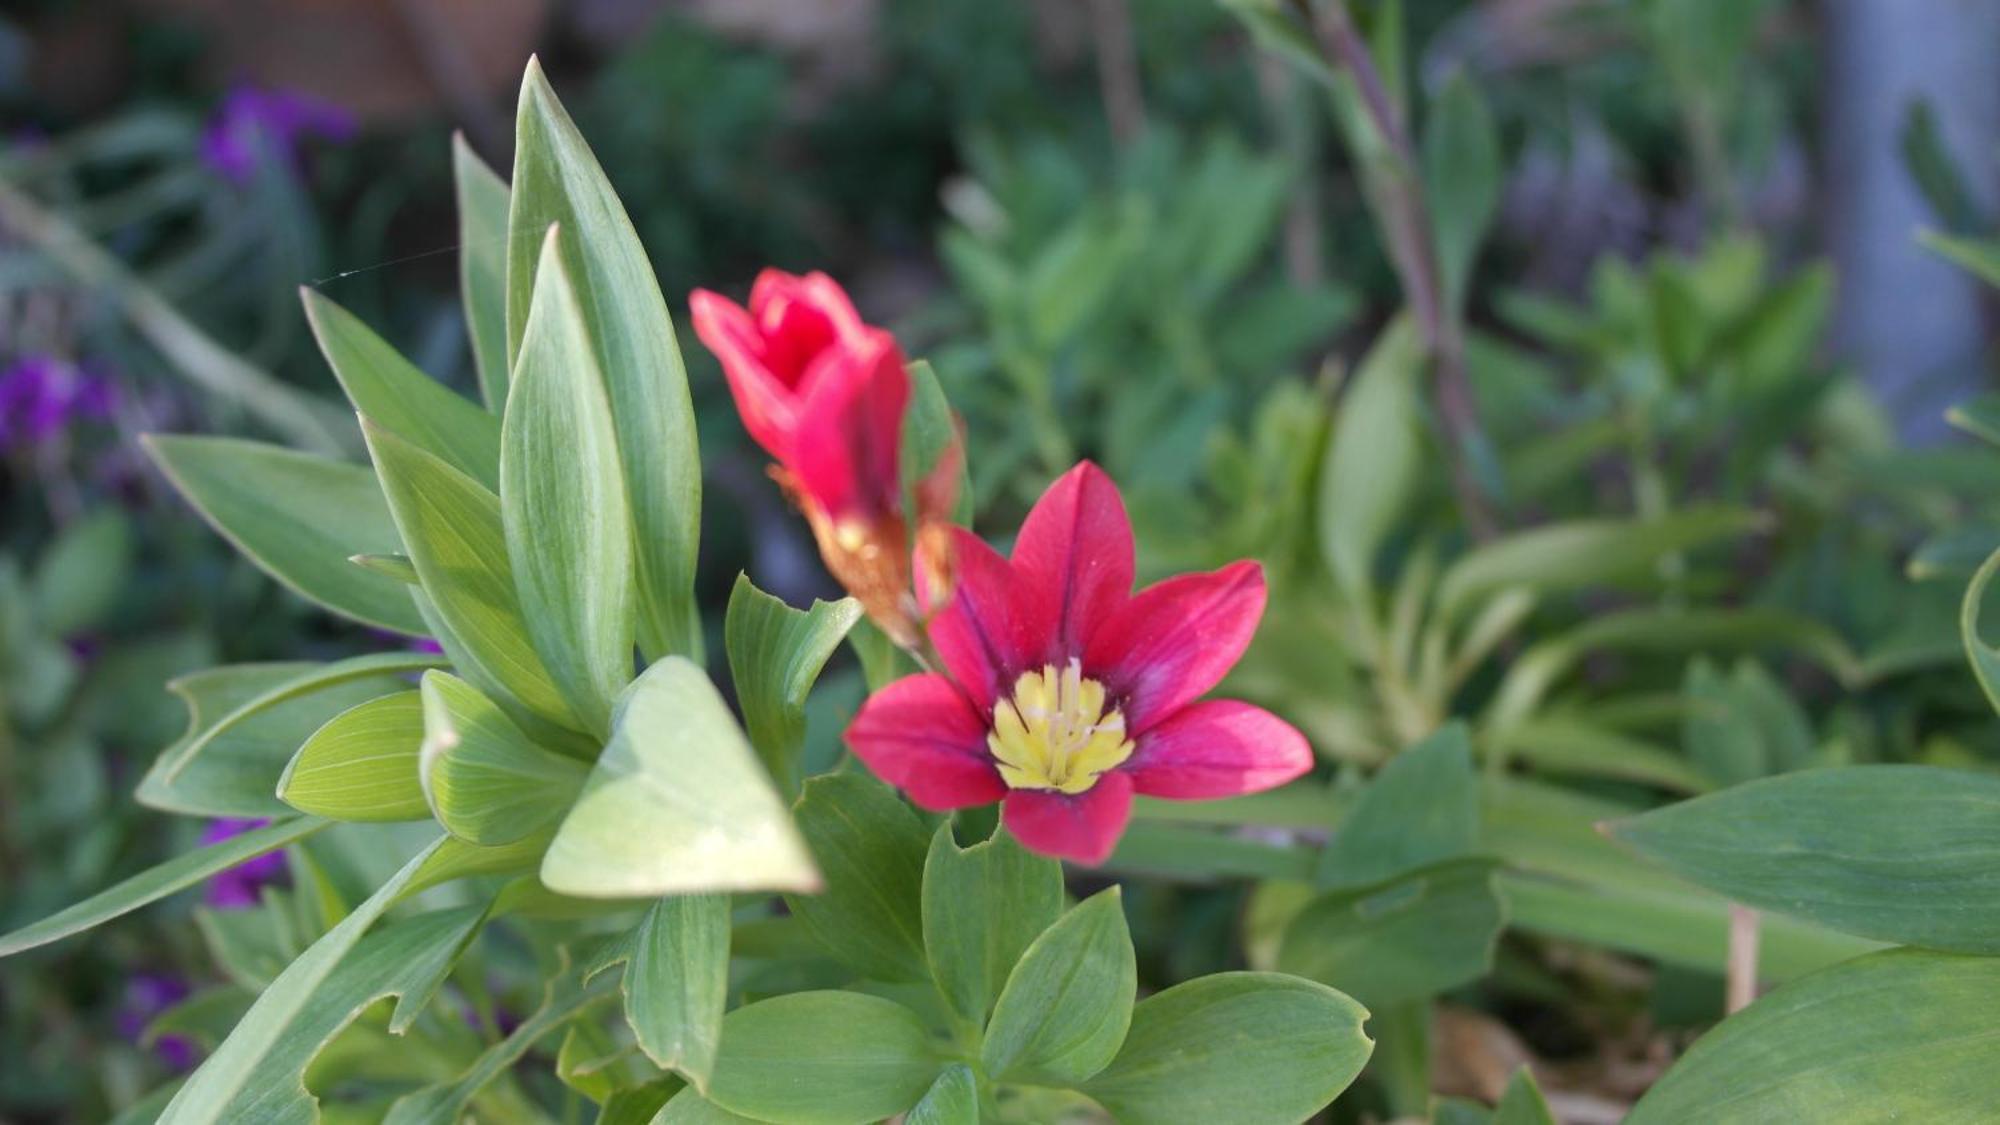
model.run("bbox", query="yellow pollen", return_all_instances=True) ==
[988,659,1133,795]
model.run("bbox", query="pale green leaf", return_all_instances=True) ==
[704,992,937,1125]
[419,670,586,845]
[905,1065,977,1125]
[454,133,512,410]
[724,576,861,792]
[983,888,1136,1085]
[626,894,728,1088]
[277,690,429,821]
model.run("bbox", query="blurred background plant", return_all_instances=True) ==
[4,0,1999,1120]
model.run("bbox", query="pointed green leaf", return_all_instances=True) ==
[784,772,930,982]
[1422,74,1500,310]
[1628,949,2000,1123]
[902,360,970,523]
[704,992,937,1125]
[454,133,512,410]
[302,288,500,488]
[363,415,580,735]
[922,822,1064,1025]
[541,657,817,897]
[144,436,425,634]
[418,670,586,845]
[1492,1066,1557,1125]
[1438,507,1761,621]
[1607,765,2000,953]
[1280,858,1504,1009]
[655,1090,763,1123]
[724,576,861,791]
[626,893,728,1088]
[510,58,701,660]
[503,227,637,733]
[277,690,429,821]
[1316,722,1479,888]
[905,1065,977,1125]
[0,817,326,958]
[982,888,1136,1085]
[399,829,556,903]
[1319,318,1422,600]
[1082,972,1372,1124]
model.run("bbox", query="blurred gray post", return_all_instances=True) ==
[1826,0,2000,444]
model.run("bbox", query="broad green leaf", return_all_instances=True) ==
[1317,722,1479,887]
[157,835,447,1124]
[503,228,636,733]
[1082,972,1372,1124]
[1607,765,2000,953]
[983,888,1136,1085]
[783,772,930,982]
[625,894,728,1089]
[704,992,938,1125]
[363,415,581,735]
[922,822,1065,1025]
[277,690,429,820]
[1437,507,1761,621]
[541,657,817,896]
[724,576,861,791]
[905,1065,977,1125]
[510,58,701,660]
[302,288,500,487]
[382,956,615,1125]
[1492,1066,1557,1125]
[144,436,425,634]
[0,817,325,957]
[1627,949,2000,1123]
[1279,858,1504,1009]
[419,670,585,845]
[1319,317,1422,600]
[32,509,131,636]
[142,661,420,818]
[1423,74,1500,309]
[454,133,512,410]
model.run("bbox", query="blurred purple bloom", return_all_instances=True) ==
[200,86,357,187]
[116,972,198,1072]
[200,817,289,908]
[0,355,117,449]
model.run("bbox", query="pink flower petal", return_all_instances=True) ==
[1012,461,1134,663]
[691,288,798,461]
[790,331,908,520]
[1123,701,1313,799]
[1002,771,1134,865]
[845,674,1003,810]
[1085,560,1267,732]
[924,527,1036,710]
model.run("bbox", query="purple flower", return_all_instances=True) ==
[0,355,117,449]
[200,86,357,187]
[200,817,289,908]
[117,972,198,1072]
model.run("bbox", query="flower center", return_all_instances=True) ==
[988,659,1134,794]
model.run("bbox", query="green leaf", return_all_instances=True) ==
[1945,393,2000,447]
[502,227,637,733]
[1319,317,1422,600]
[144,436,425,634]
[1627,949,2000,1123]
[1921,228,2000,289]
[1279,858,1504,1009]
[32,510,132,636]
[418,670,586,845]
[1488,719,1717,795]
[1606,765,2000,953]
[1492,1066,1557,1125]
[1082,972,1372,1124]
[349,552,419,583]
[156,835,447,1124]
[400,829,555,903]
[1437,507,1762,621]
[276,690,429,820]
[626,894,728,1089]
[783,772,930,982]
[656,1090,765,1124]
[1423,73,1501,309]
[903,360,970,523]
[983,887,1136,1085]
[0,817,325,957]
[704,992,938,1125]
[1961,546,2000,713]
[142,660,422,818]
[1317,722,1479,887]
[301,288,500,487]
[510,58,701,660]
[363,414,580,735]
[724,576,862,792]
[922,822,1065,1025]
[905,1065,977,1125]
[454,133,512,410]
[541,657,817,896]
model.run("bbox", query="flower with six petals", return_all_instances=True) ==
[845,462,1313,864]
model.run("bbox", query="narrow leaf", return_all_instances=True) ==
[454,133,512,410]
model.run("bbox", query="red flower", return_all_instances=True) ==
[693,270,953,643]
[845,462,1313,864]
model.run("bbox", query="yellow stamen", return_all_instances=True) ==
[988,659,1133,795]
